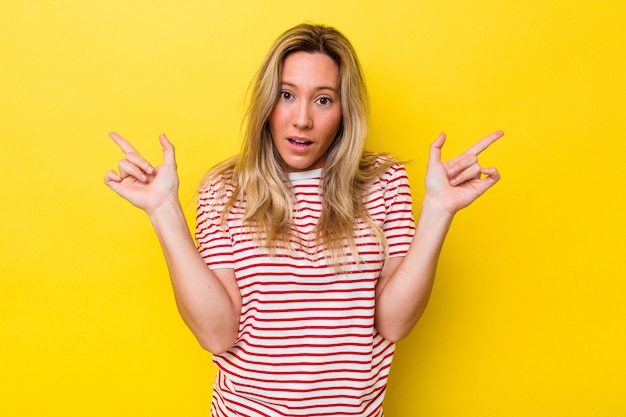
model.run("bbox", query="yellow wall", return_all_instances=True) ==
[1,1,624,415]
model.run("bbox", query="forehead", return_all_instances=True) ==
[281,51,339,88]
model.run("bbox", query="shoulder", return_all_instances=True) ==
[200,158,237,193]
[198,158,238,208]
[361,152,404,173]
[359,154,412,208]
[363,153,409,186]
[372,164,411,201]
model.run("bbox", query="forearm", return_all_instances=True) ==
[375,197,454,342]
[149,199,240,354]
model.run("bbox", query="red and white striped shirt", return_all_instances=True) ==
[196,163,415,417]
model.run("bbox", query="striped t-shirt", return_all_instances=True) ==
[196,163,415,417]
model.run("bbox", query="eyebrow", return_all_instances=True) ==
[280,81,339,93]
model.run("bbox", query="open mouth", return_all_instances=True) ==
[288,137,313,146]
[288,137,313,152]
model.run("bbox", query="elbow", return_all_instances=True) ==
[196,335,235,355]
[377,326,412,344]
[193,326,238,355]
[376,308,426,343]
[183,313,239,355]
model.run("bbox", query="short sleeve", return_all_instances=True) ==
[380,164,415,258]
[195,178,235,270]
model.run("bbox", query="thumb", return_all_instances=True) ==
[159,134,177,168]
[428,133,446,167]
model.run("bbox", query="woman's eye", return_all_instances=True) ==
[317,97,332,106]
[280,91,292,100]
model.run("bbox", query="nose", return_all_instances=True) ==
[292,101,313,129]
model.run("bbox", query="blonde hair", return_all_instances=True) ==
[207,23,397,264]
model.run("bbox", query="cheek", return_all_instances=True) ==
[322,111,343,137]
[268,106,286,133]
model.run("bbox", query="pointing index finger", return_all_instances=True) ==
[465,131,504,156]
[109,132,138,154]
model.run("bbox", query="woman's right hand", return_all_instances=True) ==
[104,132,179,216]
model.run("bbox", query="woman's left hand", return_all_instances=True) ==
[424,131,503,215]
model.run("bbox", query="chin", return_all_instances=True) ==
[283,158,317,172]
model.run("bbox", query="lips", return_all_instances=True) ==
[288,136,313,152]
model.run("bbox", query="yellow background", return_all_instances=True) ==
[1,0,624,415]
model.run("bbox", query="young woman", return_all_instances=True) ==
[104,23,502,417]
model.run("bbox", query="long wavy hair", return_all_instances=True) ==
[206,23,397,264]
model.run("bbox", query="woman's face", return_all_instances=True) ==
[269,51,342,172]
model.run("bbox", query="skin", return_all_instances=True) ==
[269,51,343,172]
[105,133,241,354]
[104,59,503,350]
[374,131,502,341]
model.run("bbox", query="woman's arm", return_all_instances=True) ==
[104,133,241,354]
[375,132,502,342]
